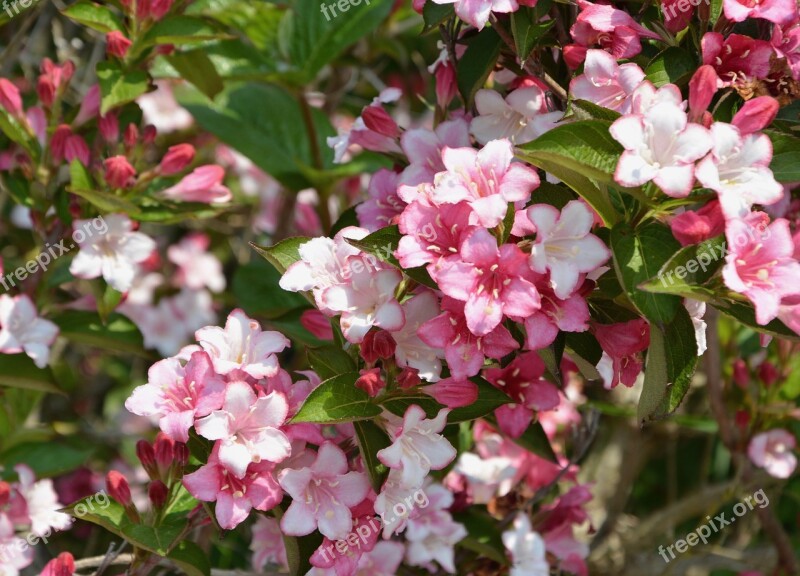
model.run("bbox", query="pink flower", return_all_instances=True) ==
[74,84,100,126]
[162,165,232,203]
[431,0,520,30]
[722,217,800,325]
[772,19,800,80]
[106,31,132,58]
[430,139,540,228]
[183,444,283,529]
[378,406,456,488]
[300,309,334,341]
[278,442,371,540]
[194,309,290,379]
[0,515,32,575]
[748,429,797,478]
[396,200,474,271]
[13,465,72,536]
[610,96,712,197]
[695,123,783,220]
[399,118,470,187]
[356,169,405,231]
[0,295,59,368]
[424,377,478,408]
[570,0,660,60]
[595,319,650,388]
[470,86,561,145]
[688,65,721,124]
[103,155,136,189]
[503,514,550,576]
[195,381,291,478]
[435,227,540,336]
[404,483,467,573]
[355,541,405,576]
[391,291,446,382]
[167,232,226,293]
[159,143,195,175]
[310,501,380,574]
[125,351,225,443]
[321,262,405,343]
[701,33,774,86]
[70,214,156,292]
[569,49,645,113]
[527,201,610,299]
[523,287,591,351]
[328,89,402,163]
[0,78,23,117]
[420,296,518,379]
[40,553,75,576]
[669,199,726,246]
[723,0,796,24]
[64,134,90,166]
[250,517,288,571]
[730,96,780,135]
[37,58,74,107]
[485,352,560,438]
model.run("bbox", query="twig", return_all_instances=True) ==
[74,553,282,576]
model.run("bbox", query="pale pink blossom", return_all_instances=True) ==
[374,469,423,537]
[453,451,516,503]
[137,80,193,133]
[13,465,72,537]
[162,165,232,204]
[0,515,32,575]
[503,513,550,576]
[167,233,226,293]
[569,49,646,113]
[250,516,288,571]
[125,351,225,443]
[194,309,290,379]
[391,291,446,382]
[404,483,467,573]
[396,201,474,271]
[355,541,405,576]
[695,123,783,220]
[431,0,520,30]
[183,444,283,529]
[0,295,59,368]
[748,429,797,478]
[278,442,370,540]
[569,0,660,61]
[723,0,796,24]
[399,118,471,186]
[195,381,291,478]
[356,169,405,231]
[527,200,610,299]
[378,406,456,489]
[470,87,561,145]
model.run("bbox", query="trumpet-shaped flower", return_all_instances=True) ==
[503,514,550,576]
[470,87,561,145]
[0,294,59,369]
[391,291,446,382]
[569,49,646,113]
[431,0,520,30]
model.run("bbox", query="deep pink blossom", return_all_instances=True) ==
[701,33,774,86]
[669,199,726,246]
[162,165,232,203]
[569,0,660,61]
[356,169,405,231]
[595,319,650,388]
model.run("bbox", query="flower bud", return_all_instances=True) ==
[355,368,385,397]
[124,123,139,148]
[106,470,132,507]
[136,439,158,479]
[397,367,420,389]
[149,0,174,20]
[732,359,749,389]
[361,105,399,138]
[424,377,478,408]
[136,0,152,19]
[731,96,780,135]
[360,330,396,364]
[0,79,23,117]
[162,165,232,204]
[99,113,119,142]
[50,124,72,162]
[758,361,780,387]
[64,135,90,166]
[435,62,457,110]
[159,143,195,175]
[148,480,169,509]
[689,65,719,121]
[0,481,10,507]
[154,433,175,480]
[300,309,334,340]
[143,124,157,144]
[37,59,74,108]
[735,409,750,430]
[104,155,136,188]
[74,84,101,126]
[106,31,132,59]
[41,552,75,576]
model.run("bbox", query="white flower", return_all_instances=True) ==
[470,87,561,145]
[0,295,59,368]
[70,214,156,292]
[14,465,72,537]
[502,514,550,576]
[389,291,446,382]
[454,452,516,503]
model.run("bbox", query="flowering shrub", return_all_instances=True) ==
[0,0,799,575]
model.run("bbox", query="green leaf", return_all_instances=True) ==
[179,83,334,189]
[141,16,232,47]
[639,235,725,299]
[61,0,124,32]
[68,160,141,213]
[447,377,512,422]
[1,442,92,479]
[353,420,391,491]
[267,308,329,347]
[565,332,603,381]
[232,258,307,319]
[291,372,382,424]
[166,51,224,99]
[54,311,148,356]
[516,120,623,225]
[645,47,697,87]
[488,415,558,463]
[96,62,151,115]
[767,130,800,183]
[570,99,622,122]
[330,204,360,236]
[286,0,394,83]
[306,345,357,380]
[380,392,442,419]
[250,236,310,275]
[454,509,510,565]
[422,2,454,31]
[167,541,211,576]
[0,354,62,394]
[610,221,682,323]
[713,299,800,341]
[511,1,554,63]
[457,27,503,107]
[0,107,38,159]
[638,307,698,423]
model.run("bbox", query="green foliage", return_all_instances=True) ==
[291,373,382,423]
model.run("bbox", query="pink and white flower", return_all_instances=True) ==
[404,483,467,574]
[723,0,796,24]
[0,294,59,368]
[569,49,646,113]
[748,429,797,479]
[167,233,226,293]
[569,0,661,61]
[432,0,520,30]
[399,118,471,187]
[391,291,446,382]
[503,513,550,576]
[162,165,232,204]
[470,87,561,145]
[356,169,406,231]
[250,517,288,571]
[13,465,72,537]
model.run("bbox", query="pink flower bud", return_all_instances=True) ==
[103,156,136,188]
[106,470,132,507]
[355,368,385,397]
[148,480,169,508]
[124,123,139,148]
[74,84,101,126]
[669,199,725,246]
[563,44,588,70]
[361,105,400,138]
[360,329,397,363]
[435,62,457,109]
[424,377,478,408]
[50,124,72,162]
[149,0,174,20]
[143,124,157,144]
[735,409,750,430]
[27,106,47,147]
[159,143,195,175]
[64,135,90,166]
[162,165,232,204]
[106,31,132,59]
[136,0,152,19]
[0,79,23,117]
[689,65,719,120]
[154,433,175,479]
[300,309,334,340]
[37,59,74,107]
[732,359,749,388]
[731,96,780,135]
[136,439,157,479]
[99,113,119,142]
[41,553,76,576]
[174,441,189,468]
[758,361,780,387]
[0,481,9,507]
[397,367,421,389]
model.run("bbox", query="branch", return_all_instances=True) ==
[74,553,284,576]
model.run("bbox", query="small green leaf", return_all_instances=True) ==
[97,61,151,115]
[454,508,510,565]
[232,259,307,319]
[54,311,148,356]
[353,420,391,491]
[457,27,503,107]
[250,236,310,275]
[511,0,553,63]
[61,0,124,32]
[611,221,682,323]
[1,442,92,479]
[422,2,453,31]
[380,392,442,419]
[639,236,726,299]
[767,130,800,183]
[0,107,38,159]
[141,16,232,47]
[645,47,697,87]
[166,51,224,99]
[307,345,357,380]
[292,373,382,424]
[570,99,622,122]
[167,541,211,576]
[0,354,62,394]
